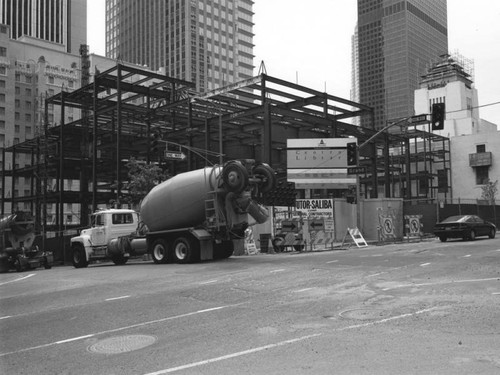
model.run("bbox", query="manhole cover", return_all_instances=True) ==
[88,335,157,354]
[339,308,391,321]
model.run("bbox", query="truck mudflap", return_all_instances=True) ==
[189,229,213,260]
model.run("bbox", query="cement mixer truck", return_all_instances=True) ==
[0,212,54,272]
[70,159,275,267]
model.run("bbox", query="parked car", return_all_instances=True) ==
[433,215,496,242]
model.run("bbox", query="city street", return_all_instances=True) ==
[1,238,499,374]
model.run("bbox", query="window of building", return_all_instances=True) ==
[0,93,4,102]
[15,86,20,95]
[0,80,5,87]
[0,47,6,57]
[0,66,6,75]
[48,76,54,84]
[476,166,489,185]
[15,125,20,133]
[25,75,32,84]
[476,144,486,153]
[15,73,20,81]
[0,120,4,129]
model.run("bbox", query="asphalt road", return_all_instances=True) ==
[1,237,499,374]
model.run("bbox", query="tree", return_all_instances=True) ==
[480,179,498,205]
[122,158,169,207]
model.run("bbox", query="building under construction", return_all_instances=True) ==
[1,63,451,240]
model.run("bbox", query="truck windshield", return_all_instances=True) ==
[90,214,105,227]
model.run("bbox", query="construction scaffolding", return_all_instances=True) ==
[1,63,450,246]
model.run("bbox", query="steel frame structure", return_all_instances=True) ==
[1,64,449,240]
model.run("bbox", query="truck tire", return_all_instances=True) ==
[151,239,170,264]
[72,244,89,268]
[111,254,128,265]
[173,236,199,263]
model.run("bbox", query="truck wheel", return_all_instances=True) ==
[151,239,170,264]
[72,245,89,268]
[111,254,128,265]
[173,236,199,263]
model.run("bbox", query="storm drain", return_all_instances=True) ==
[88,335,157,354]
[339,308,391,321]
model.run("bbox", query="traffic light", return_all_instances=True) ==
[346,142,358,166]
[431,103,445,130]
[150,132,160,153]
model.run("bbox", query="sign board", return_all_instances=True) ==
[281,219,299,233]
[165,151,186,160]
[287,138,357,169]
[409,114,428,125]
[295,199,334,216]
[324,219,335,233]
[347,166,366,175]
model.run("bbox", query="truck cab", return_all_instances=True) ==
[70,209,140,268]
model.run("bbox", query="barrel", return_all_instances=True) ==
[140,166,223,232]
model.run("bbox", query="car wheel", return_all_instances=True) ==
[469,229,476,241]
[488,228,496,239]
[439,236,447,242]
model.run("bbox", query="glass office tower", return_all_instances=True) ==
[105,0,254,93]
[357,0,448,129]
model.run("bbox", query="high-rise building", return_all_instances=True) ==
[0,0,86,54]
[105,0,254,92]
[356,0,448,129]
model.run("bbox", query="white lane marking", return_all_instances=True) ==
[336,306,442,331]
[0,304,236,357]
[420,263,431,267]
[366,272,385,278]
[55,334,95,344]
[143,333,324,374]
[463,254,471,258]
[493,292,500,295]
[105,295,130,302]
[294,288,313,293]
[199,280,219,285]
[270,269,285,273]
[382,277,499,291]
[326,260,338,264]
[142,306,441,375]
[0,316,12,320]
[0,273,36,286]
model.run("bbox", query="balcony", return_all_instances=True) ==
[469,152,492,167]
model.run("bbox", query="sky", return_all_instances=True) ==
[86,0,500,126]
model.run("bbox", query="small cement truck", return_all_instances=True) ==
[70,159,275,267]
[0,212,53,272]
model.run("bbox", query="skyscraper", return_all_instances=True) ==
[0,0,87,54]
[105,0,254,93]
[356,0,448,129]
